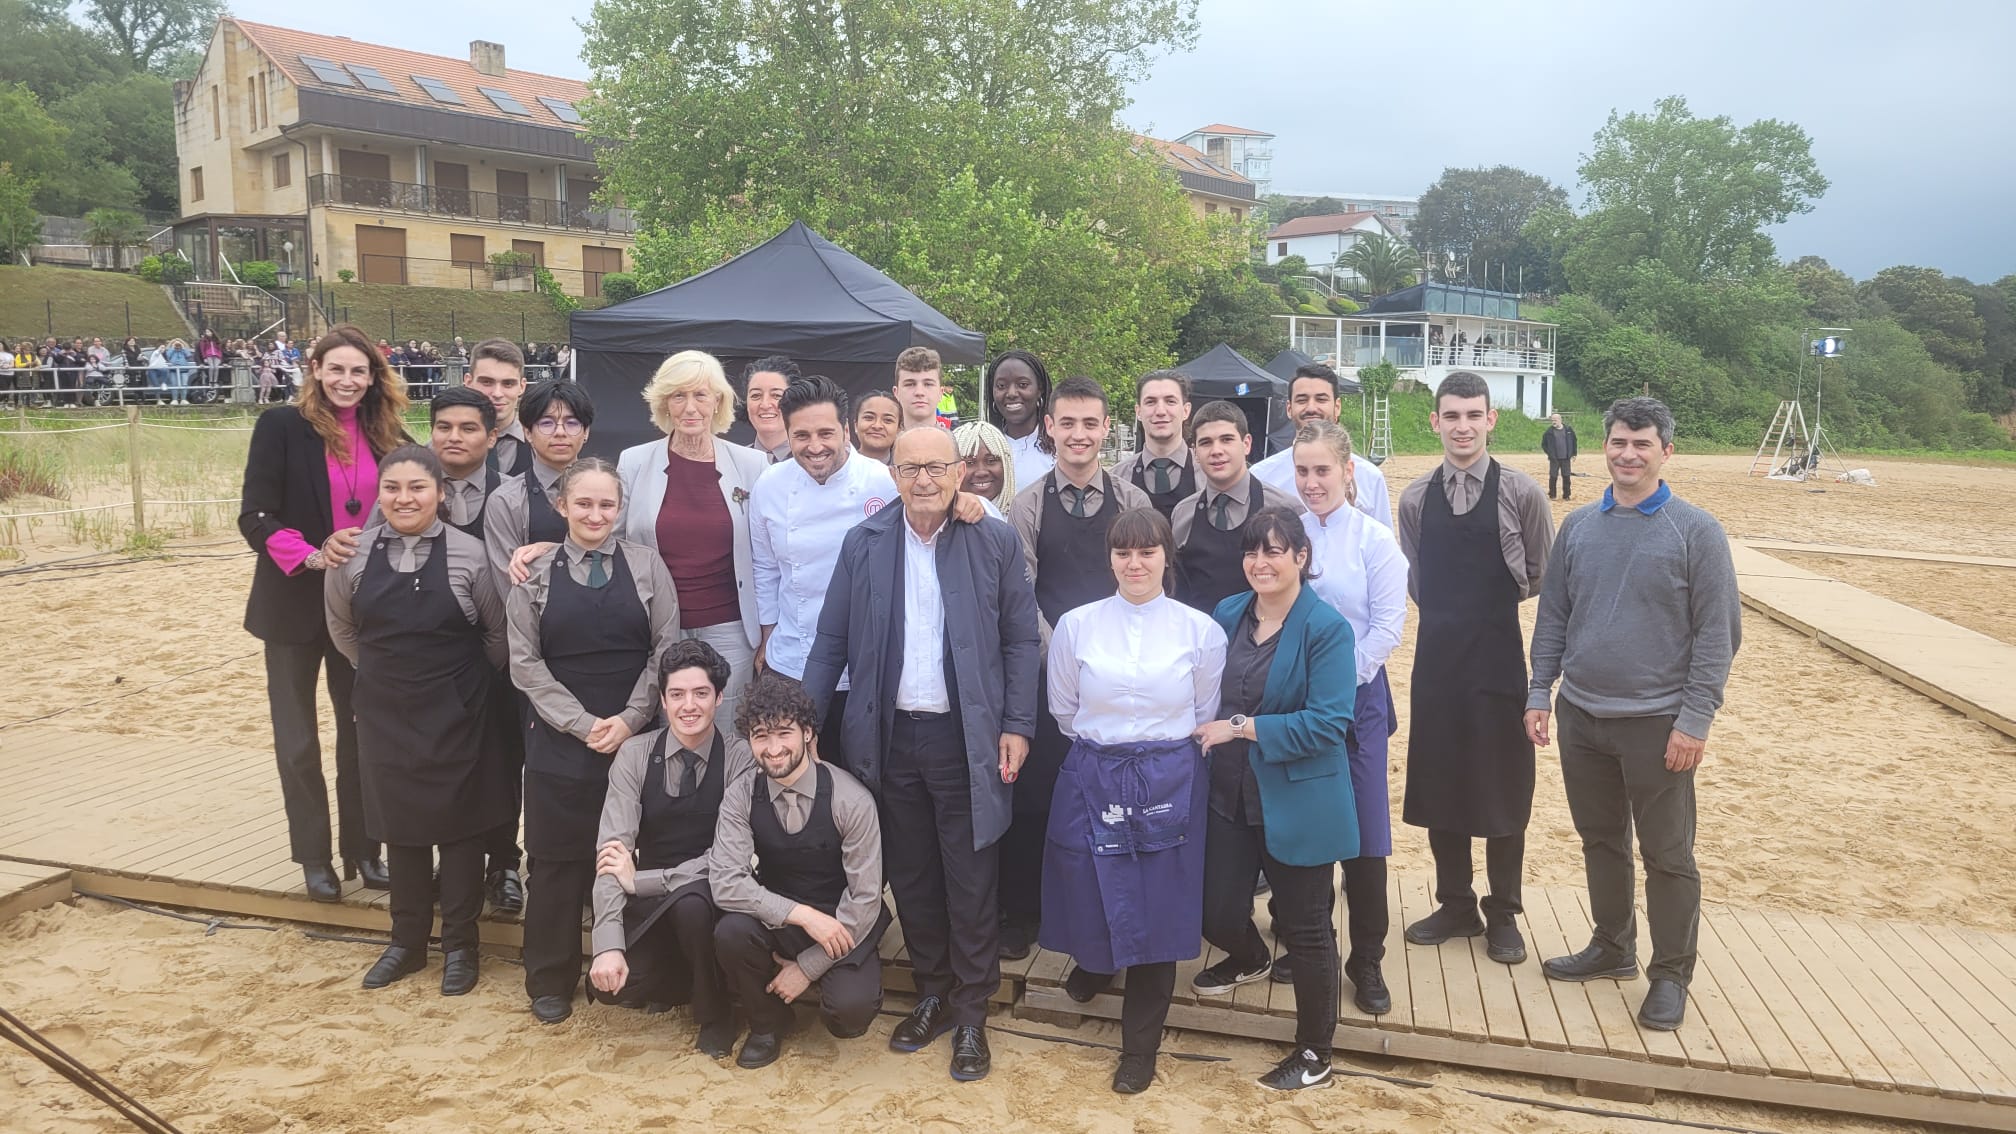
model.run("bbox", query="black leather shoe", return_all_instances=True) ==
[487,868,523,915]
[303,862,341,903]
[1404,903,1485,946]
[344,856,391,890]
[1112,1052,1157,1094]
[997,920,1033,961]
[1541,943,1640,983]
[737,1030,784,1069]
[1345,959,1392,1015]
[440,949,479,996]
[696,1018,737,1059]
[362,945,425,989]
[950,1025,990,1081]
[1064,965,1114,1003]
[1486,919,1527,964]
[530,994,573,1024]
[889,995,951,1052]
[1639,979,1687,1031]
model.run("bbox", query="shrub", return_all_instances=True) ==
[336,269,355,283]
[158,257,193,285]
[599,271,641,303]
[489,250,535,280]
[1296,302,1327,315]
[1326,296,1359,315]
[240,260,279,288]
[136,254,164,282]
[1358,360,1399,395]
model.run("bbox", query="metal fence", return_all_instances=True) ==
[0,357,569,408]
[345,254,609,298]
[307,173,637,236]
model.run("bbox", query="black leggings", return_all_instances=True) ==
[1120,961,1177,1056]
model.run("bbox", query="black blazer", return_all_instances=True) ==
[237,406,398,644]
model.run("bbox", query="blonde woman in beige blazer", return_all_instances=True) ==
[617,351,769,731]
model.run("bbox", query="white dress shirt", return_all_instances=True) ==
[1303,503,1409,687]
[749,449,897,683]
[1006,429,1054,490]
[1253,448,1393,531]
[895,515,953,712]
[1048,593,1227,746]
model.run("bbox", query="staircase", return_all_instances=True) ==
[171,281,290,342]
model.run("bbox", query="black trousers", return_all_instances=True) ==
[522,855,593,1000]
[713,911,882,1037]
[263,637,375,865]
[1548,457,1573,498]
[1201,810,1339,1052]
[1429,828,1525,922]
[1120,962,1177,1056]
[880,711,1000,1028]
[387,837,485,954]
[484,684,526,873]
[818,689,849,771]
[624,891,729,1024]
[1340,855,1389,965]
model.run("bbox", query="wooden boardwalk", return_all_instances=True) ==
[3,724,2015,1130]
[1741,537,2016,571]
[1732,544,2016,738]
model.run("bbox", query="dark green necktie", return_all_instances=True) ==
[1147,457,1176,495]
[1064,485,1090,518]
[586,550,609,588]
[1210,493,1233,531]
[675,750,699,795]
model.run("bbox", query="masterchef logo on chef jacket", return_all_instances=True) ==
[865,497,887,516]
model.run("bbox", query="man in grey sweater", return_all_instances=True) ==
[1523,396,1741,1033]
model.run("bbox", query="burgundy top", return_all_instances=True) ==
[656,446,739,629]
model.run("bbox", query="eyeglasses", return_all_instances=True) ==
[893,461,957,480]
[533,417,585,437]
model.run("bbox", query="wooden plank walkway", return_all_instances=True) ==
[1733,543,2016,738]
[4,724,2015,1130]
[1741,537,2016,570]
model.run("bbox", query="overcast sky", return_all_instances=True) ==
[233,0,2013,281]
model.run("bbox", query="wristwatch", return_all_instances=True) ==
[1229,714,1248,738]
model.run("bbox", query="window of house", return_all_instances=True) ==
[210,87,221,139]
[259,73,270,129]
[190,167,205,202]
[273,153,290,188]
[1204,201,1218,214]
[1232,208,1244,222]
[1277,242,1288,256]
[246,77,256,125]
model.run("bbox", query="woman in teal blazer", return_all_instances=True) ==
[1191,505,1358,1091]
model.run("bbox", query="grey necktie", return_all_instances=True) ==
[675,750,699,796]
[1210,493,1233,531]
[1447,468,1474,515]
[1063,485,1090,518]
[394,537,418,572]
[452,481,479,526]
[778,790,805,834]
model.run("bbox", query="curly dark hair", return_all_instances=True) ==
[735,673,822,739]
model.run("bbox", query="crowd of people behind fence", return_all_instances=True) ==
[0,331,572,408]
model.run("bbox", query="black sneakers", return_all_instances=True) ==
[1259,1047,1333,1091]
[1190,956,1272,996]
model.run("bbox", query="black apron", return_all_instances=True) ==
[523,547,652,860]
[1402,459,1535,837]
[751,764,892,959]
[624,731,728,944]
[352,533,510,846]
[1028,472,1123,813]
[1128,453,1196,520]
[1177,475,1262,615]
[490,432,535,479]
[446,464,502,541]
[524,468,569,546]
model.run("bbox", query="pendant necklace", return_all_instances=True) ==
[336,456,362,518]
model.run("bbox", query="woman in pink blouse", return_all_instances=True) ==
[237,324,411,902]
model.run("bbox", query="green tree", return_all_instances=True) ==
[1976,280,2016,415]
[1786,255,1859,323]
[1412,165,1567,286]
[0,163,44,262]
[83,206,146,261]
[1860,265,1986,376]
[81,0,224,73]
[1261,195,1346,227]
[1574,96,1827,289]
[52,74,179,213]
[1173,259,1290,361]
[0,0,128,104]
[1335,232,1417,296]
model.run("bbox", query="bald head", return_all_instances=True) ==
[893,425,963,530]
[893,425,958,464]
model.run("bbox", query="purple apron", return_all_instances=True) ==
[1038,736,1207,972]
[1347,666,1395,858]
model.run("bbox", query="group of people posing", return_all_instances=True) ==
[236,325,1741,1096]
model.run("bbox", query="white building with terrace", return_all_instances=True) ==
[1278,283,1559,419]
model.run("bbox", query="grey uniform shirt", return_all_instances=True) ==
[1396,456,1553,603]
[505,536,682,740]
[707,761,884,981]
[481,460,564,603]
[1169,473,1303,546]
[590,726,756,957]
[1007,467,1155,586]
[491,420,528,475]
[325,520,507,670]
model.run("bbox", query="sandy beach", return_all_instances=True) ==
[4,448,2015,1131]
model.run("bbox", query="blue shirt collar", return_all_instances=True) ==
[1600,481,1672,515]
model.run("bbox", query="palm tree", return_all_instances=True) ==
[83,208,148,270]
[1335,233,1419,297]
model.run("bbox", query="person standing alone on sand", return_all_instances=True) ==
[1526,396,1741,1032]
[1542,412,1579,500]
[1395,371,1553,967]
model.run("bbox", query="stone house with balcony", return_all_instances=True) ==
[171,19,632,298]
[1176,124,1273,197]
[1134,135,1255,222]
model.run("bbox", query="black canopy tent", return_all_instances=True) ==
[1171,343,1291,459]
[1260,347,1360,455]
[568,221,986,458]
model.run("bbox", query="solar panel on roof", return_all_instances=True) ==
[412,75,463,105]
[479,86,532,116]
[299,55,355,86]
[537,96,582,125]
[345,63,397,94]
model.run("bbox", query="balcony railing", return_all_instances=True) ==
[307,174,637,235]
[1286,334,1555,374]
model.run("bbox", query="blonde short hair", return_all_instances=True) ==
[643,350,736,435]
